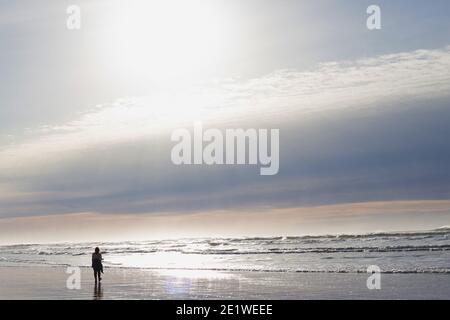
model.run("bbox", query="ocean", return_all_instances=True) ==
[1,227,449,274]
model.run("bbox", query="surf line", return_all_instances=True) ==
[171,122,279,175]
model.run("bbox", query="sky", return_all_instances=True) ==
[0,0,450,244]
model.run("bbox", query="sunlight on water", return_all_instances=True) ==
[0,228,449,274]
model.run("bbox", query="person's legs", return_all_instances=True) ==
[94,269,102,281]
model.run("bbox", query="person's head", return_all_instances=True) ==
[95,247,100,254]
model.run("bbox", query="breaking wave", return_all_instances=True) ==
[0,227,449,274]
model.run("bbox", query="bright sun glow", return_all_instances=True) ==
[100,0,231,83]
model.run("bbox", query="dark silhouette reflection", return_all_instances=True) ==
[93,282,103,300]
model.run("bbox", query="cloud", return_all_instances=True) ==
[1,46,450,219]
[1,200,449,244]
[2,45,450,168]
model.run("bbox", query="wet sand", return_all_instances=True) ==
[0,266,449,299]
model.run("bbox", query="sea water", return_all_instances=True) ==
[1,227,449,274]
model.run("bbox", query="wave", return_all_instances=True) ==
[1,257,449,275]
[178,244,450,255]
[1,227,449,258]
[1,226,448,248]
[106,266,450,274]
[283,227,450,241]
[13,243,450,256]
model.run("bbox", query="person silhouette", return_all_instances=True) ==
[92,247,103,283]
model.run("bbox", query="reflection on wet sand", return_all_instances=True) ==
[93,282,103,300]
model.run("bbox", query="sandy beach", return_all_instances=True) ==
[0,266,449,300]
